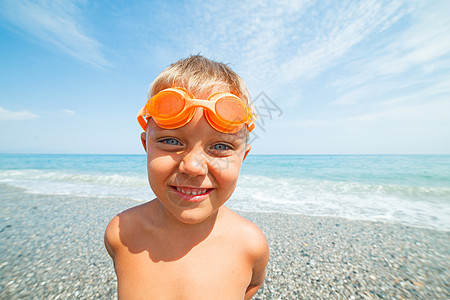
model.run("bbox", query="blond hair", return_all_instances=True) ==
[149,55,251,108]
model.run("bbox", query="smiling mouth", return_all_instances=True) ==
[175,186,209,195]
[170,186,213,201]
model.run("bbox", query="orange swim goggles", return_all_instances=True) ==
[137,87,255,133]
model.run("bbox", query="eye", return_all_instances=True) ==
[209,143,234,157]
[211,143,231,151]
[159,138,182,146]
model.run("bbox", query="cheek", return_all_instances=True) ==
[212,159,243,188]
[147,154,177,180]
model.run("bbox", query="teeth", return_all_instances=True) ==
[176,187,208,195]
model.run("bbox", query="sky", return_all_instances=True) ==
[0,0,449,155]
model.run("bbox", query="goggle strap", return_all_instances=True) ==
[138,116,147,131]
[247,122,255,132]
[137,106,149,131]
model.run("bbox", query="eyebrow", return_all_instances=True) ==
[217,131,247,143]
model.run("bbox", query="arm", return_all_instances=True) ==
[104,214,121,260]
[244,228,270,300]
[245,282,265,300]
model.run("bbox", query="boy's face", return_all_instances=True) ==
[141,94,251,225]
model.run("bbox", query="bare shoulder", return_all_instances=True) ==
[220,208,269,296]
[104,212,121,258]
[104,201,155,258]
[221,208,269,261]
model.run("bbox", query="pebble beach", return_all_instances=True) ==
[1,184,449,299]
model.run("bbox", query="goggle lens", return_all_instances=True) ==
[215,96,248,124]
[153,91,184,117]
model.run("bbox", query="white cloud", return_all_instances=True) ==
[182,0,311,87]
[333,1,450,91]
[318,1,450,136]
[330,89,370,106]
[177,0,407,96]
[280,118,332,128]
[0,106,38,120]
[0,0,110,68]
[277,0,405,83]
[332,74,450,127]
[342,97,450,123]
[62,109,76,115]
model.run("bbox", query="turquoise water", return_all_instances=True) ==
[1,154,449,230]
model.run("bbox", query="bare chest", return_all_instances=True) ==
[114,242,252,300]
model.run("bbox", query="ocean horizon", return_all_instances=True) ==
[1,153,449,231]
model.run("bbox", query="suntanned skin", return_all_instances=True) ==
[105,99,269,299]
[105,202,268,300]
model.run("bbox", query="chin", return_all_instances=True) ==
[177,209,217,225]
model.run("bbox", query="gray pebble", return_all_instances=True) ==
[1,184,449,299]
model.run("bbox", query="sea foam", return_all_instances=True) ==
[1,154,449,230]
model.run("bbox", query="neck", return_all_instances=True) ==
[154,199,221,239]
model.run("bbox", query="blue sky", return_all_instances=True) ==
[0,0,449,155]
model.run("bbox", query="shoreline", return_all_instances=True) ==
[232,208,450,233]
[1,185,449,299]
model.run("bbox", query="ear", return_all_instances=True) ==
[140,132,147,152]
[243,143,251,161]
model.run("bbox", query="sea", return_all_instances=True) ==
[1,154,449,231]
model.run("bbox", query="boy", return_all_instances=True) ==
[104,55,269,300]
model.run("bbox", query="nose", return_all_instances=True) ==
[179,148,208,177]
